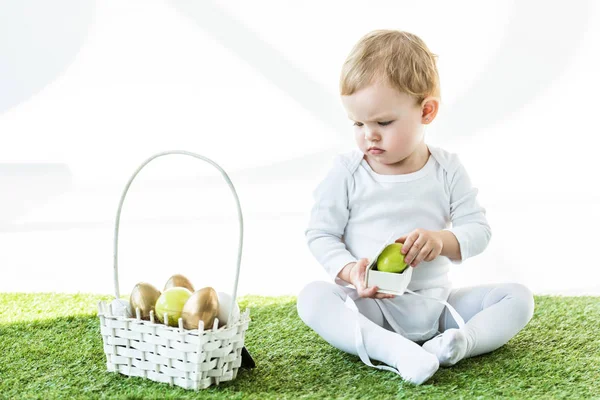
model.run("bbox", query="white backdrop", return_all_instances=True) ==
[1,0,599,297]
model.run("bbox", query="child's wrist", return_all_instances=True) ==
[339,261,357,283]
[438,230,461,260]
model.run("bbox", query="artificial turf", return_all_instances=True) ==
[0,293,599,399]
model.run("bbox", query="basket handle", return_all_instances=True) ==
[113,150,243,327]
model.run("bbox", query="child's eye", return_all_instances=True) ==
[353,122,364,127]
[378,121,394,126]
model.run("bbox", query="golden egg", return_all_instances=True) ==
[164,274,195,293]
[129,282,161,320]
[181,287,219,330]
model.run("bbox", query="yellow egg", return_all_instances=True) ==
[182,287,219,330]
[155,287,192,327]
[164,274,195,293]
[129,282,161,320]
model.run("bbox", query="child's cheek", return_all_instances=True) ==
[355,133,367,149]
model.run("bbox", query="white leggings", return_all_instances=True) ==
[297,281,534,368]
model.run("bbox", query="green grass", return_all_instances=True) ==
[1,294,599,399]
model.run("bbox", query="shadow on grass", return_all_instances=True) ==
[0,296,598,399]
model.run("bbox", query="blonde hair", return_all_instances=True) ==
[340,30,440,104]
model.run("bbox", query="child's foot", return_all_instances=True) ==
[395,347,439,385]
[422,328,468,366]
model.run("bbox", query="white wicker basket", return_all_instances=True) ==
[97,150,251,390]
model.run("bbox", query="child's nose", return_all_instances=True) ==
[364,127,381,141]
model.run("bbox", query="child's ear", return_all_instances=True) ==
[421,97,439,124]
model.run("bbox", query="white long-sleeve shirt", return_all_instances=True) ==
[306,145,491,291]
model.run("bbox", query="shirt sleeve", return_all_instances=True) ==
[305,158,357,285]
[444,157,492,263]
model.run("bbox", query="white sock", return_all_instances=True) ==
[391,341,440,385]
[422,328,469,367]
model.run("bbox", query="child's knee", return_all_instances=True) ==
[297,281,338,325]
[506,283,535,325]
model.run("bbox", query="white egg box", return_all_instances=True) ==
[363,235,413,296]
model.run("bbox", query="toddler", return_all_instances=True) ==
[297,30,534,385]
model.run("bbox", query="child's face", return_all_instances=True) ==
[342,81,427,174]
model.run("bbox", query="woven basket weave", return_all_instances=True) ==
[97,150,250,390]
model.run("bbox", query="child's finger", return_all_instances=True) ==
[424,248,437,262]
[368,286,379,297]
[395,235,407,244]
[411,245,432,267]
[400,232,417,254]
[404,235,425,264]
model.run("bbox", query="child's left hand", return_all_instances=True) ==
[395,229,443,268]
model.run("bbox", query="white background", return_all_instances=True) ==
[1,0,599,297]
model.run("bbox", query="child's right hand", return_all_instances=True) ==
[346,259,395,299]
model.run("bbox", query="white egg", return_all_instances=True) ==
[110,298,132,318]
[217,291,240,327]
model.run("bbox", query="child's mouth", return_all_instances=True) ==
[368,147,384,155]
